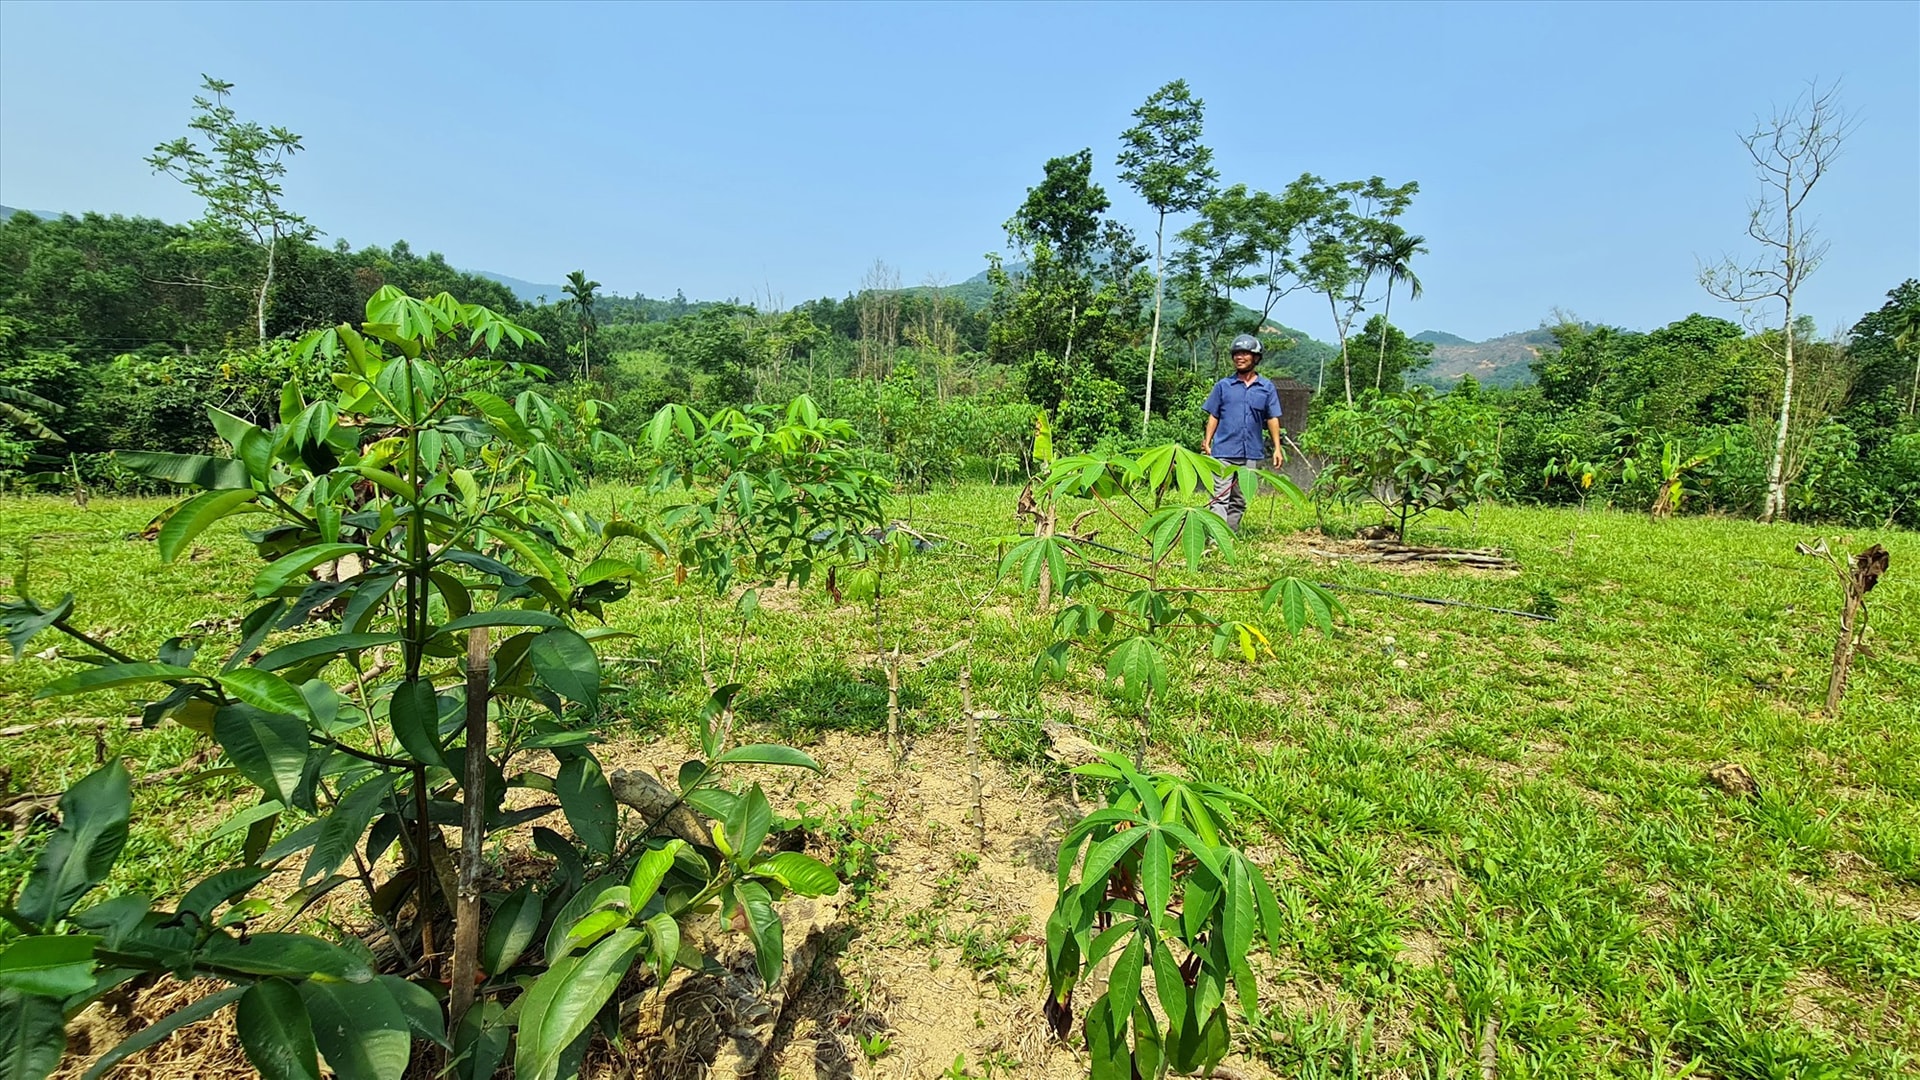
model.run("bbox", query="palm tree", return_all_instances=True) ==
[1365,226,1426,392]
[1891,301,1920,418]
[562,271,601,380]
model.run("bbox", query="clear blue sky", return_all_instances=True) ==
[2,0,1915,341]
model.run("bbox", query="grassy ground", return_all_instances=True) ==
[3,486,1917,1077]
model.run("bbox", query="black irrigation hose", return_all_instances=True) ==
[1317,582,1558,622]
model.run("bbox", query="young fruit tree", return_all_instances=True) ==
[1302,387,1504,541]
[1700,81,1853,523]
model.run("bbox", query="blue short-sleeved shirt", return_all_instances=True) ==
[1203,374,1282,459]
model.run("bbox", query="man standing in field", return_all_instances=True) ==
[1200,333,1284,532]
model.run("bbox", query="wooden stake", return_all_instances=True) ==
[962,666,984,852]
[885,645,903,765]
[449,627,489,1028]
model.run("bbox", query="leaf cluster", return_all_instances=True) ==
[1045,752,1283,1077]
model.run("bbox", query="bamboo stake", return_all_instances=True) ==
[961,666,984,852]
[449,627,489,1028]
[885,645,903,765]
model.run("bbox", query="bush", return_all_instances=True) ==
[1301,388,1503,540]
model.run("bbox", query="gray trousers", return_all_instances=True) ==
[1208,457,1260,532]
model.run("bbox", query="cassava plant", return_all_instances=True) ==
[1045,750,1286,1077]
[0,289,836,1080]
[1004,443,1343,758]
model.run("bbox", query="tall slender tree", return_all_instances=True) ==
[1700,81,1852,522]
[562,270,601,379]
[1118,80,1217,434]
[1365,225,1427,392]
[148,76,311,343]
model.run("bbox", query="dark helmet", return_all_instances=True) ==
[1229,333,1263,357]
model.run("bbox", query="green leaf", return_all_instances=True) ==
[737,880,784,986]
[529,628,600,712]
[3,593,72,660]
[80,985,248,1080]
[115,450,251,491]
[1108,931,1146,1025]
[438,610,566,633]
[304,773,395,884]
[628,841,685,911]
[219,668,314,721]
[1083,995,1128,1080]
[36,662,198,699]
[556,756,616,856]
[157,489,258,564]
[179,866,272,922]
[1,987,66,1080]
[376,975,448,1048]
[1140,831,1172,925]
[451,1000,507,1080]
[199,934,373,982]
[237,980,321,1080]
[481,884,543,975]
[1152,938,1189,1041]
[726,784,774,864]
[255,633,400,673]
[296,978,412,1080]
[515,928,647,1080]
[387,679,448,769]
[643,911,680,983]
[756,851,840,897]
[252,543,369,598]
[16,761,130,927]
[0,936,99,998]
[1104,636,1166,704]
[213,704,310,805]
[712,744,822,771]
[1078,826,1149,898]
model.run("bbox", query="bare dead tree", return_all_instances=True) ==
[1700,81,1854,522]
[856,259,902,382]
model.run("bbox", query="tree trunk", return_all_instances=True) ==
[1908,347,1918,418]
[1327,291,1354,405]
[1143,213,1166,436]
[1763,305,1795,522]
[256,237,275,343]
[1376,285,1394,392]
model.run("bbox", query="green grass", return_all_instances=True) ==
[3,488,1917,1076]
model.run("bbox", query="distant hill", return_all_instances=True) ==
[0,205,56,221]
[473,270,566,305]
[1410,327,1557,389]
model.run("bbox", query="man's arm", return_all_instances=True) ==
[1202,413,1220,455]
[1266,416,1285,467]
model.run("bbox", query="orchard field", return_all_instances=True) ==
[3,484,1915,1078]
